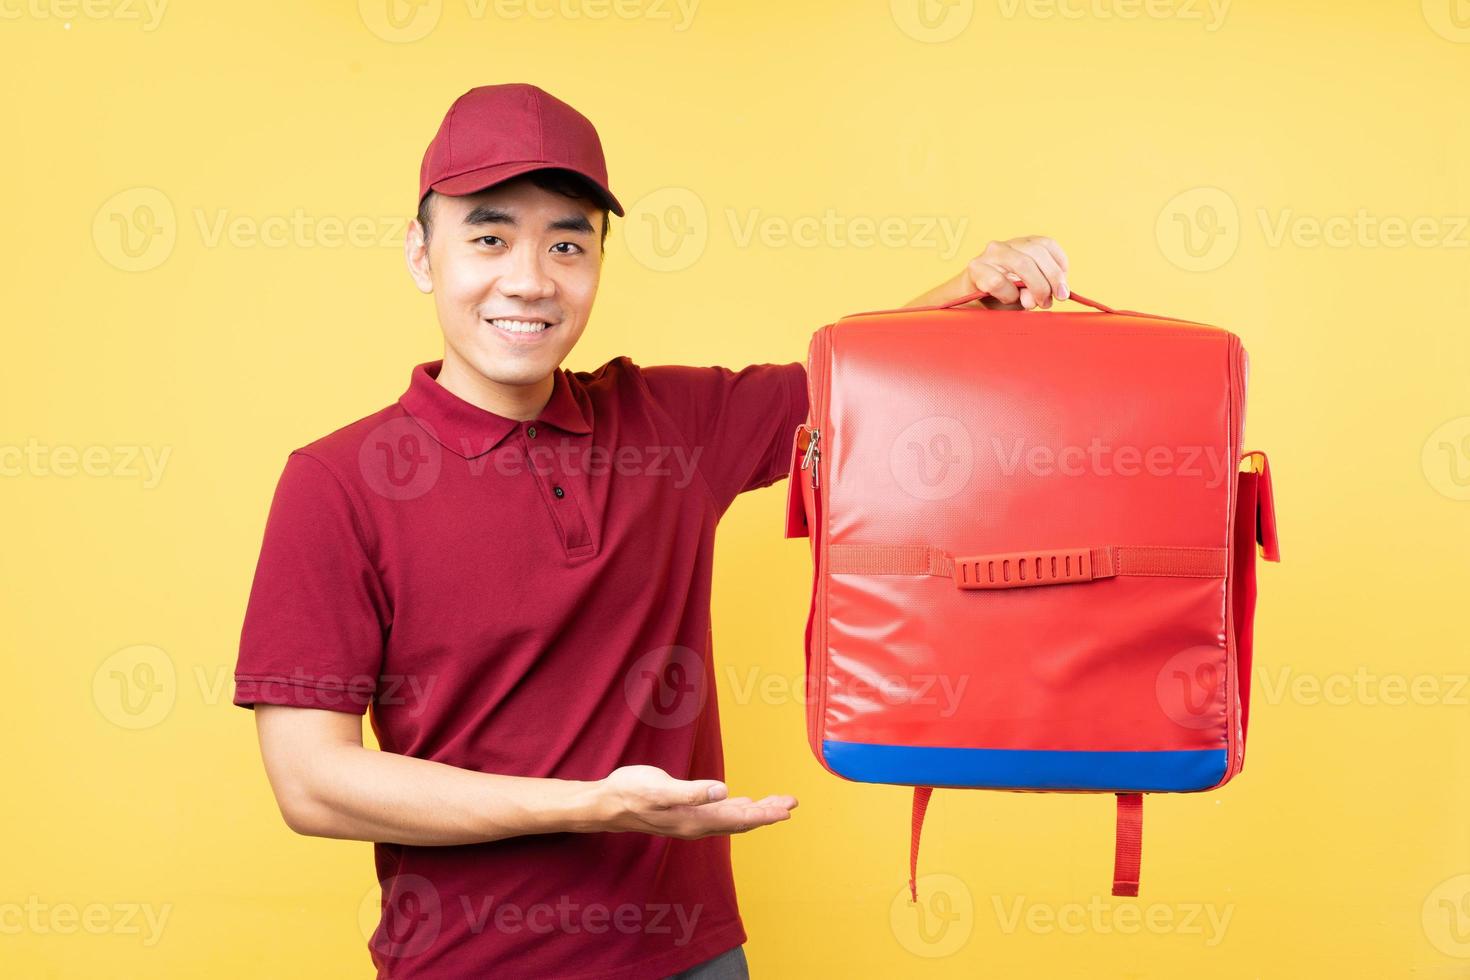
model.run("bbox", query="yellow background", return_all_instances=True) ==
[3,0,1468,976]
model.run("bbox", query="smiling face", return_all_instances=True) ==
[405,173,606,413]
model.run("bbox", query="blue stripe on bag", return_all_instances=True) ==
[822,740,1227,791]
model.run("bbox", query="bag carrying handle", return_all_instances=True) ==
[844,284,1179,322]
[938,287,1117,313]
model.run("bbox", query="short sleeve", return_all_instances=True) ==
[636,360,809,514]
[233,451,390,715]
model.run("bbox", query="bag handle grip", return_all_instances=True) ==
[843,284,1179,322]
[938,287,1117,313]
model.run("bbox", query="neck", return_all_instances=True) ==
[435,350,555,421]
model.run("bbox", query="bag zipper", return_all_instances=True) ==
[804,324,833,763]
[799,427,821,487]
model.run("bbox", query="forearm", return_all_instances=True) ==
[287,742,605,846]
[903,268,971,308]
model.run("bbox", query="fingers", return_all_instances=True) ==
[979,292,1024,311]
[700,798,794,835]
[719,795,798,809]
[611,765,800,838]
[751,794,799,810]
[1033,235,1070,279]
[666,794,799,838]
[998,248,1052,309]
[973,237,1070,310]
[650,777,728,808]
[1012,238,1067,306]
[964,256,1023,306]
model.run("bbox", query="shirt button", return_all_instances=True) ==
[553,485,565,498]
[527,425,538,439]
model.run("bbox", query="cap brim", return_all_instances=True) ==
[429,161,625,217]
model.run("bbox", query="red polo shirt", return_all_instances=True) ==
[234,355,809,980]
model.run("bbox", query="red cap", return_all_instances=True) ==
[418,84,624,217]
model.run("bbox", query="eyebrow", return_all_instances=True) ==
[462,205,594,236]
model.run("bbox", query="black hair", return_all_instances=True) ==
[416,168,612,252]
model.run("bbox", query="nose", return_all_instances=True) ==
[495,241,555,303]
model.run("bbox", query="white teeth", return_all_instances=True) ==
[488,318,549,334]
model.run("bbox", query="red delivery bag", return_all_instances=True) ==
[784,287,1280,899]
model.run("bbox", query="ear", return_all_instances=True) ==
[405,217,433,294]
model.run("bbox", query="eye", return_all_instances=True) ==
[475,235,506,248]
[550,242,583,255]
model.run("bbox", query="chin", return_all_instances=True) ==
[459,345,561,386]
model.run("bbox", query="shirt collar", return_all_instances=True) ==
[399,359,592,459]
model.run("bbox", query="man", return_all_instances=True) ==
[233,82,1069,979]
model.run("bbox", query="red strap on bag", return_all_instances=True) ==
[844,284,1198,323]
[1112,793,1144,897]
[1242,451,1280,562]
[908,787,933,903]
[828,543,1227,586]
[1234,451,1281,747]
[911,790,1146,900]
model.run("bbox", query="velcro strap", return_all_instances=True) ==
[1092,545,1228,578]
[1112,793,1144,897]
[828,544,1227,588]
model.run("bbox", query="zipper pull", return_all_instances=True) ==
[800,428,821,488]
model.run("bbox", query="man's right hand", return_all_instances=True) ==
[591,765,798,840]
[252,705,797,845]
